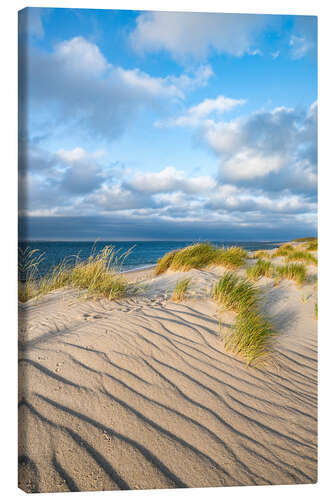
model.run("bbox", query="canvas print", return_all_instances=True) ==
[18,7,318,493]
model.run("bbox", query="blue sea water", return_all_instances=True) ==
[18,240,282,278]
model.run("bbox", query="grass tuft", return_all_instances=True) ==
[155,250,178,276]
[274,244,294,257]
[211,271,275,365]
[254,250,271,259]
[171,278,192,302]
[211,272,258,313]
[275,262,307,285]
[306,240,318,251]
[246,259,274,281]
[224,309,276,365]
[285,250,317,266]
[18,245,134,303]
[155,243,247,275]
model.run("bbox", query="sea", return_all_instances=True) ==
[18,240,282,278]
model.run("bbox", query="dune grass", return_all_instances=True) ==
[254,250,271,259]
[285,250,317,266]
[274,244,294,257]
[18,245,134,303]
[275,262,307,285]
[224,309,276,365]
[246,259,274,281]
[211,271,275,365]
[155,243,247,275]
[306,240,318,251]
[171,278,192,302]
[155,250,178,276]
[315,302,318,320]
[211,271,258,313]
[293,236,317,243]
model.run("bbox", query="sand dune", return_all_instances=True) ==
[18,264,317,492]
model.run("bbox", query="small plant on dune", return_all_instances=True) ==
[314,302,318,320]
[18,245,134,303]
[254,250,271,259]
[306,240,318,251]
[274,244,294,257]
[224,309,276,366]
[285,250,317,266]
[211,271,258,313]
[293,236,317,243]
[275,262,307,285]
[211,271,275,365]
[214,246,248,270]
[155,250,178,276]
[169,243,217,271]
[171,278,192,302]
[246,259,274,281]
[155,243,247,275]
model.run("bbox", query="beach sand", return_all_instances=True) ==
[18,249,317,492]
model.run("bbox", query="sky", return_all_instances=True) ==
[18,7,317,241]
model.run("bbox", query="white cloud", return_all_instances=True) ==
[130,11,274,61]
[271,50,280,59]
[23,37,212,140]
[223,149,284,180]
[127,166,216,194]
[156,95,245,127]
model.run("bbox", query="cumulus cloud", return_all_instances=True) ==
[126,166,216,194]
[200,103,317,194]
[130,11,276,61]
[156,95,245,127]
[21,37,212,140]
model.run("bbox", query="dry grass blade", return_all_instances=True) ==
[171,278,192,302]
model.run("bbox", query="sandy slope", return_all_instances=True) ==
[18,263,317,492]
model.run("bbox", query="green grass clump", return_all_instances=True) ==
[293,236,317,243]
[155,250,177,276]
[275,262,307,285]
[246,259,274,281]
[224,309,276,365]
[254,250,271,259]
[285,250,317,266]
[211,271,258,313]
[171,278,192,302]
[306,240,318,251]
[274,244,294,257]
[214,246,248,270]
[314,302,318,320]
[18,245,134,303]
[169,243,217,272]
[155,243,247,275]
[212,271,275,365]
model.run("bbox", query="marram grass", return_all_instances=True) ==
[275,262,307,285]
[246,259,274,281]
[171,278,192,302]
[285,250,317,266]
[18,245,135,303]
[211,271,258,313]
[155,243,247,275]
[224,309,276,365]
[211,271,275,365]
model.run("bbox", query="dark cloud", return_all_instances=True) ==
[19,214,316,242]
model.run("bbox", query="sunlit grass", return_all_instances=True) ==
[18,245,135,303]
[306,240,318,251]
[224,309,276,366]
[171,278,192,302]
[211,271,275,365]
[246,259,274,281]
[275,262,307,285]
[211,271,258,313]
[274,244,294,257]
[285,250,317,266]
[254,250,271,259]
[155,243,247,275]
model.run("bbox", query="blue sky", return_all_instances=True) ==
[18,8,317,240]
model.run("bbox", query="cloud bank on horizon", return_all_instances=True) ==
[18,8,317,241]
